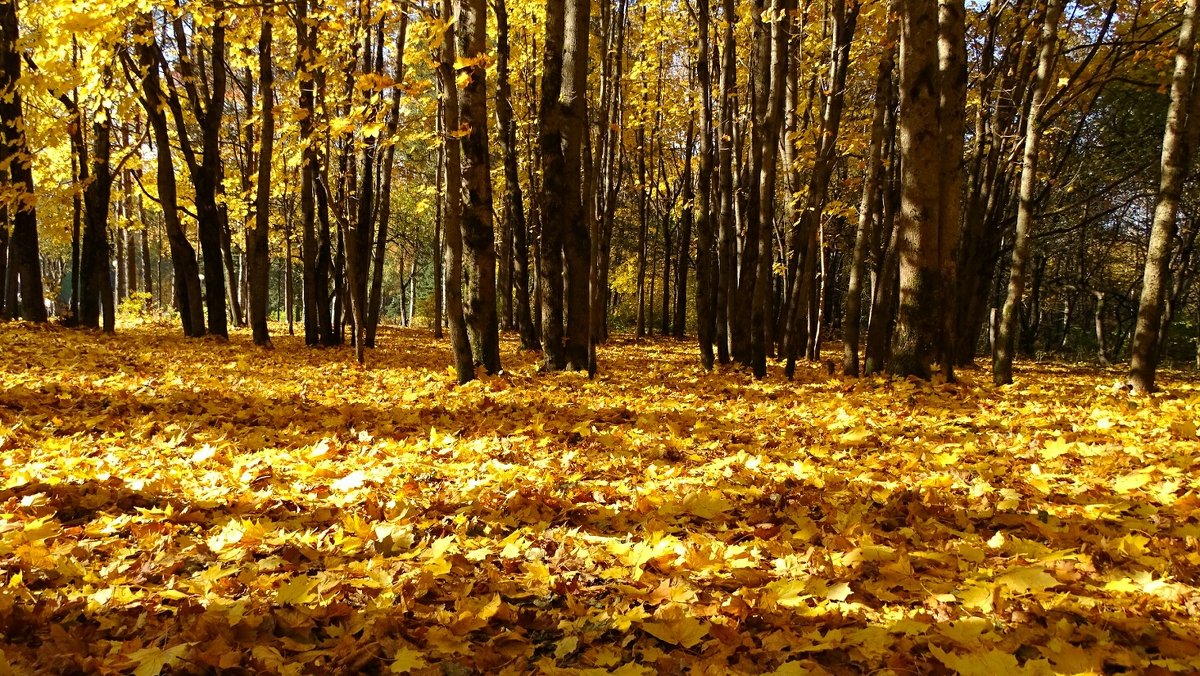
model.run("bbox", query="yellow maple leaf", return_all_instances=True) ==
[996,566,1060,594]
[929,644,1020,675]
[275,576,318,605]
[390,648,428,673]
[642,618,709,648]
[685,491,733,519]
[1112,471,1151,493]
[129,643,190,676]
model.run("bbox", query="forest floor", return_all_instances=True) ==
[1,319,1199,675]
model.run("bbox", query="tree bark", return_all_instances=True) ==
[433,134,445,339]
[749,0,789,378]
[132,17,205,336]
[458,0,502,373]
[163,6,230,338]
[936,0,967,381]
[636,125,649,339]
[695,0,716,368]
[844,7,895,375]
[674,116,695,338]
[539,0,568,369]
[367,14,409,347]
[888,0,942,378]
[715,0,738,363]
[437,10,476,383]
[80,109,114,332]
[1130,0,1200,393]
[994,0,1063,385]
[783,0,859,377]
[495,0,537,350]
[248,16,275,347]
[0,0,46,322]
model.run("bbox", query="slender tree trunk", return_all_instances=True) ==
[994,0,1063,384]
[139,188,153,301]
[1130,0,1200,393]
[496,0,536,350]
[433,133,445,339]
[165,6,230,338]
[367,14,408,347]
[695,0,716,368]
[539,0,568,368]
[865,173,901,374]
[437,9,475,383]
[298,0,323,345]
[661,209,672,337]
[123,168,138,299]
[133,17,204,336]
[844,9,895,375]
[715,0,737,363]
[248,17,275,347]
[749,0,789,378]
[458,0,502,373]
[1094,290,1110,365]
[937,0,967,381]
[0,0,46,322]
[636,126,649,338]
[69,150,81,322]
[784,0,858,377]
[116,225,127,303]
[81,110,114,332]
[674,117,695,338]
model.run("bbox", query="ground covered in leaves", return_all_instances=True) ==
[2,321,1200,675]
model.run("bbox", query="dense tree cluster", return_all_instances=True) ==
[2,0,1199,391]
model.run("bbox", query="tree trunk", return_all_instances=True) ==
[539,0,568,369]
[367,14,409,347]
[433,134,445,339]
[133,16,204,336]
[298,0,325,346]
[248,17,274,347]
[164,7,230,338]
[437,10,475,383]
[139,188,153,301]
[994,0,1063,385]
[116,225,127,303]
[888,0,942,378]
[80,110,114,332]
[1130,0,1200,393]
[0,0,46,322]
[749,0,789,378]
[936,0,967,381]
[715,0,737,363]
[844,8,895,375]
[661,209,672,337]
[495,0,536,350]
[674,117,695,339]
[458,0,502,373]
[1094,290,1110,366]
[636,126,649,339]
[694,0,716,368]
[783,0,858,377]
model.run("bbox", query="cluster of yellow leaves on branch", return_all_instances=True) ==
[1,320,1200,674]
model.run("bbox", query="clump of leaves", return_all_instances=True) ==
[1,322,1199,674]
